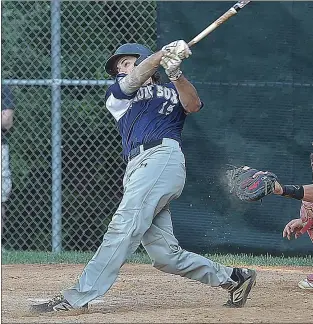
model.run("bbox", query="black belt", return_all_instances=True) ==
[128,139,163,162]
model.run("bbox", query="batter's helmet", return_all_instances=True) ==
[105,43,153,76]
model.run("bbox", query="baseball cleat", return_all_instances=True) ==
[298,274,313,290]
[224,268,257,308]
[30,294,87,313]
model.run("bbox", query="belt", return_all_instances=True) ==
[128,139,163,162]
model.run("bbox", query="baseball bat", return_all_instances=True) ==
[188,0,251,47]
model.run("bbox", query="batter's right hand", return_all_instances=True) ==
[162,40,192,60]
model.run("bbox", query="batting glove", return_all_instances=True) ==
[160,52,182,81]
[162,40,192,60]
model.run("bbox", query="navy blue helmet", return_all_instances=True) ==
[105,43,153,76]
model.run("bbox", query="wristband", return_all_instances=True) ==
[281,185,304,200]
[167,69,182,81]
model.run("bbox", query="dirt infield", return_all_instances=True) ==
[2,264,312,323]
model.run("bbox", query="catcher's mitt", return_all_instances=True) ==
[226,166,278,201]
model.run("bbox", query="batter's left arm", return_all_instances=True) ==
[120,51,164,95]
[173,75,202,113]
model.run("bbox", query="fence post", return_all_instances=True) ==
[51,0,62,252]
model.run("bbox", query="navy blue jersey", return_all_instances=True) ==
[105,74,189,159]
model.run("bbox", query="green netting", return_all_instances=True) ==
[157,1,313,256]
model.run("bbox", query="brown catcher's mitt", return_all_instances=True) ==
[226,166,278,202]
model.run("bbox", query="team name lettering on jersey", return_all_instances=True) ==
[105,78,188,158]
[132,85,179,105]
[156,85,179,104]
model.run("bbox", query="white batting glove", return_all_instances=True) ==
[160,52,183,81]
[162,40,192,60]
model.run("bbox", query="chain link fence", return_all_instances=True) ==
[2,0,157,251]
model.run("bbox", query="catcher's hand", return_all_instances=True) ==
[283,201,313,241]
[282,218,304,240]
[226,166,278,201]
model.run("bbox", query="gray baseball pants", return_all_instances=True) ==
[2,143,12,203]
[63,138,235,307]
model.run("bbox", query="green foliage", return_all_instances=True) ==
[2,1,51,79]
[205,253,313,267]
[5,86,125,251]
[4,87,52,250]
[60,86,125,251]
[2,1,157,251]
[60,1,157,79]
[2,1,157,80]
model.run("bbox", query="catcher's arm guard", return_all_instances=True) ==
[226,166,278,202]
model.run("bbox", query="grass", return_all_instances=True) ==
[203,253,313,267]
[2,250,312,267]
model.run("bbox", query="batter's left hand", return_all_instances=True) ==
[162,40,192,60]
[160,52,183,81]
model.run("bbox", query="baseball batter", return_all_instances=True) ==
[31,41,256,312]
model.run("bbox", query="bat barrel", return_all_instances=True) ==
[187,0,251,47]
